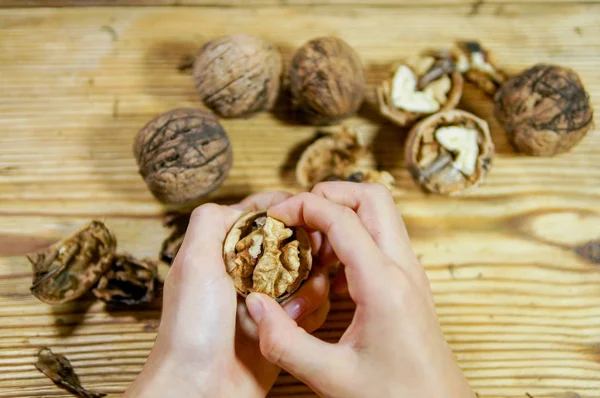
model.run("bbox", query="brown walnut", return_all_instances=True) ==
[377,54,463,127]
[92,254,158,306]
[290,37,365,125]
[193,34,283,118]
[495,64,593,156]
[405,110,494,195]
[28,221,116,304]
[134,108,232,205]
[296,128,394,189]
[223,211,312,301]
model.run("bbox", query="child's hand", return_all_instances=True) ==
[125,192,330,398]
[246,183,475,398]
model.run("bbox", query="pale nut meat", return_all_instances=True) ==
[405,110,494,195]
[377,55,463,127]
[223,211,312,301]
[296,128,395,189]
[451,41,507,96]
[495,64,593,156]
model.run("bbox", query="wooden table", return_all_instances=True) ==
[0,1,599,397]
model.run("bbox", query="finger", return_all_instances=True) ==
[312,182,417,267]
[230,191,293,211]
[269,193,390,304]
[281,268,329,321]
[298,300,331,333]
[246,293,354,391]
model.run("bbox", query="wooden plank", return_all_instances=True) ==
[1,0,600,8]
[0,3,599,398]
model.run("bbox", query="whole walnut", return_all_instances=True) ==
[495,64,593,156]
[134,108,232,205]
[290,37,365,125]
[193,34,283,118]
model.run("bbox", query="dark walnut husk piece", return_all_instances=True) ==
[160,212,191,264]
[92,254,158,305]
[377,54,463,127]
[35,347,106,398]
[495,64,593,156]
[290,36,365,125]
[405,110,494,195]
[28,221,116,304]
[193,34,283,118]
[296,128,394,190]
[134,108,233,205]
[450,40,507,96]
[223,211,312,302]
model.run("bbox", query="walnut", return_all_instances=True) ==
[450,41,507,96]
[377,54,463,127]
[160,212,191,265]
[28,221,116,304]
[92,255,158,306]
[296,128,394,189]
[405,110,494,195]
[193,34,283,118]
[495,64,593,156]
[134,108,233,205]
[223,211,312,301]
[290,37,365,125]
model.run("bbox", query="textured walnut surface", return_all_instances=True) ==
[92,254,158,306]
[193,34,282,118]
[405,110,494,195]
[223,211,312,301]
[290,36,365,125]
[28,221,116,304]
[134,108,232,205]
[495,64,593,156]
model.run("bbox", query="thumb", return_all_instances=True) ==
[246,293,351,389]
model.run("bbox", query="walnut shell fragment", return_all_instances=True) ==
[405,110,494,195]
[377,54,463,127]
[193,34,283,117]
[290,37,365,125]
[296,128,394,189]
[92,255,158,305]
[35,347,106,398]
[451,41,507,96]
[28,221,116,304]
[160,212,191,264]
[495,64,593,156]
[134,108,233,205]
[223,211,312,301]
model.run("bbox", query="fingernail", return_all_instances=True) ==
[283,298,306,320]
[246,293,263,323]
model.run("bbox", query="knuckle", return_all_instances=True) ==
[339,204,358,220]
[191,203,220,220]
[364,182,392,200]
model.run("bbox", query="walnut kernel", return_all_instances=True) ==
[193,34,283,117]
[495,64,593,156]
[378,55,463,127]
[134,108,232,205]
[405,110,494,195]
[223,211,312,301]
[451,41,507,95]
[290,37,365,125]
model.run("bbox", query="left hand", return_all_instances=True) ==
[124,192,331,398]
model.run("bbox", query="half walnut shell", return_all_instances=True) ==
[377,55,463,128]
[405,110,494,195]
[223,211,312,302]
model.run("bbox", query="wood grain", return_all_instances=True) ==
[0,3,599,398]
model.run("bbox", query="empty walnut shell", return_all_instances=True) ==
[28,221,116,304]
[290,37,365,125]
[495,64,593,156]
[223,211,312,302]
[405,110,494,195]
[377,55,463,127]
[134,108,233,205]
[193,34,283,118]
[92,254,158,306]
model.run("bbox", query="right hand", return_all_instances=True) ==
[245,182,475,397]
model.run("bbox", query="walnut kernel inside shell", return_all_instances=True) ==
[223,211,312,301]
